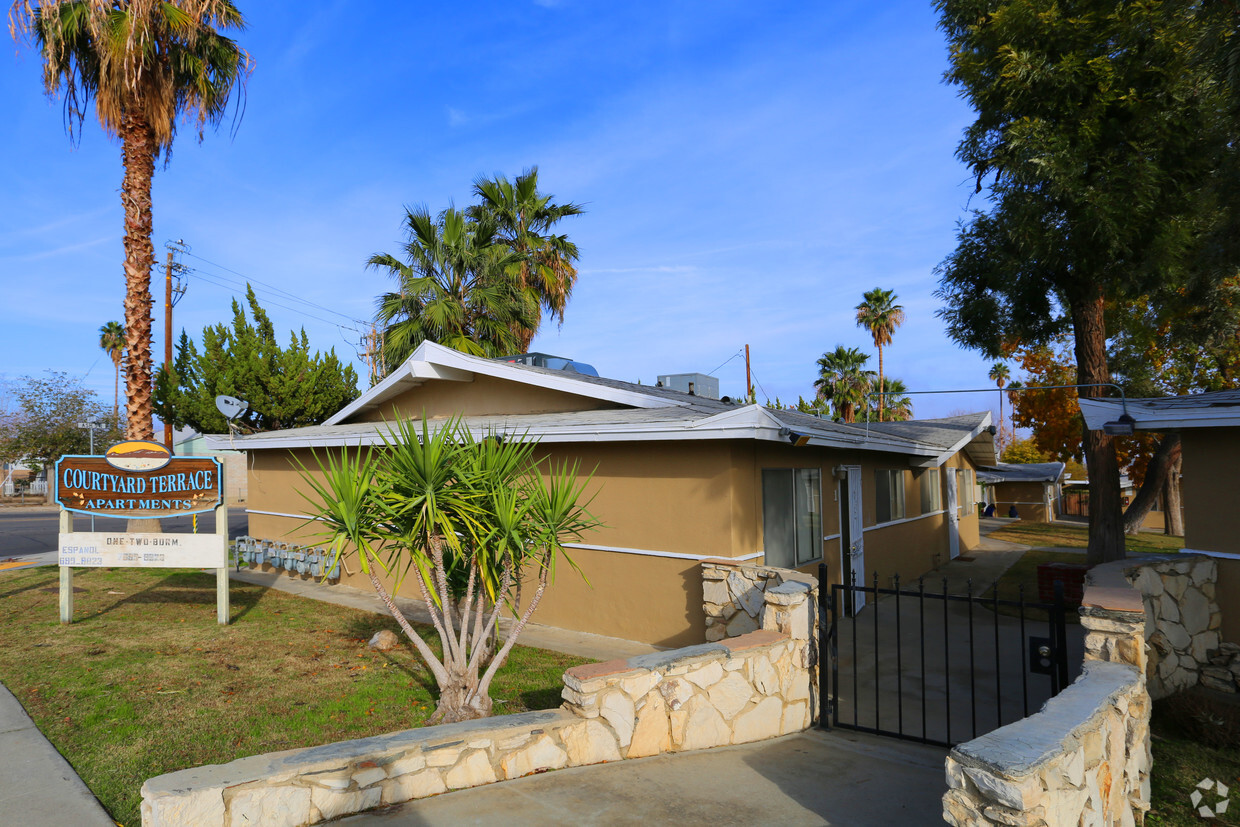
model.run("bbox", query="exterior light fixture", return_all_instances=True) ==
[779,427,810,447]
[1102,414,1136,436]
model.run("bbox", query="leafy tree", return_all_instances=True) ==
[0,371,121,473]
[371,207,535,370]
[154,286,359,433]
[298,417,600,724]
[470,167,584,351]
[99,321,125,427]
[813,346,874,423]
[855,288,904,422]
[934,0,1231,564]
[11,1,250,441]
[1000,438,1049,465]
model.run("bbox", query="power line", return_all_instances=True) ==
[182,250,370,326]
[187,270,362,332]
[707,348,744,377]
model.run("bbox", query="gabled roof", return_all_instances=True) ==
[208,342,996,462]
[977,462,1065,484]
[325,341,699,426]
[1078,390,1240,431]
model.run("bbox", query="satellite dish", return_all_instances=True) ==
[215,395,250,422]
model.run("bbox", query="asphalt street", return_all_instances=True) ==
[0,506,250,560]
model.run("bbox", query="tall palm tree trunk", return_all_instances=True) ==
[120,111,156,441]
[113,358,120,426]
[877,344,885,422]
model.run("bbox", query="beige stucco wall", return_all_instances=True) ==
[243,434,984,646]
[365,374,620,422]
[990,480,1054,523]
[1182,428,1240,555]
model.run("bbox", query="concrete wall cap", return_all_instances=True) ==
[626,642,730,671]
[950,661,1141,777]
[720,630,788,652]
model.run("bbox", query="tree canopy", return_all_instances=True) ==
[933,0,1234,563]
[855,288,904,421]
[372,171,583,374]
[0,371,121,473]
[10,1,250,440]
[814,346,874,423]
[154,285,359,434]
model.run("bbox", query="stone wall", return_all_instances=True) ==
[941,553,1235,826]
[1124,556,1222,699]
[701,559,817,641]
[142,569,819,826]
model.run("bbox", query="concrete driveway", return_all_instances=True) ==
[335,730,947,826]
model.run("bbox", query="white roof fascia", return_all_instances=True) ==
[225,407,943,455]
[325,341,685,427]
[1078,397,1240,430]
[925,410,995,468]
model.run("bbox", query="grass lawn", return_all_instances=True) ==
[981,549,1092,624]
[987,520,1185,555]
[0,566,588,827]
[1147,692,1240,825]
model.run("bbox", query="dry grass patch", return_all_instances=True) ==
[0,567,587,826]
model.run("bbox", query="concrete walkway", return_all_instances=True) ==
[0,684,114,826]
[336,729,947,826]
[228,568,662,662]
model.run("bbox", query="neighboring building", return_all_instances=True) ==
[1079,391,1239,643]
[175,428,248,504]
[212,341,996,647]
[977,461,1065,522]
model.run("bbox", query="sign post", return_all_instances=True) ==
[55,440,228,625]
[59,507,73,624]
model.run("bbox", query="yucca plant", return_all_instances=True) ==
[298,416,598,723]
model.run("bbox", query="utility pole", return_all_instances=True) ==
[162,240,189,450]
[745,344,752,401]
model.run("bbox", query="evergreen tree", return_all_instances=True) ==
[154,286,359,433]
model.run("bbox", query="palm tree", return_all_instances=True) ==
[11,2,250,440]
[98,321,125,425]
[880,377,914,421]
[988,362,1011,448]
[855,288,905,422]
[1006,379,1023,442]
[470,167,583,351]
[370,207,535,369]
[814,346,875,423]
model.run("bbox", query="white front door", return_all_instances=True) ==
[946,469,960,559]
[845,466,865,612]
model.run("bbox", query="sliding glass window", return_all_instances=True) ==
[761,468,822,568]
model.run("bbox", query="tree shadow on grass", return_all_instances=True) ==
[74,571,266,623]
[0,569,59,601]
[341,615,440,698]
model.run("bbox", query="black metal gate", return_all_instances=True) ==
[817,563,1071,748]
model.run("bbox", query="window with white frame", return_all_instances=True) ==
[761,468,822,568]
[875,469,906,524]
[920,468,941,513]
[957,468,974,513]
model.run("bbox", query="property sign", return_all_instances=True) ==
[58,532,226,568]
[55,444,221,518]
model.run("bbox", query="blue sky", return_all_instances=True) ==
[1,1,1008,422]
